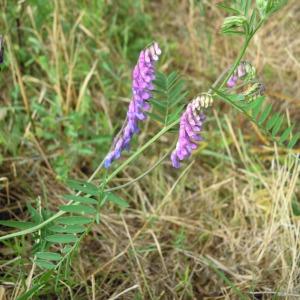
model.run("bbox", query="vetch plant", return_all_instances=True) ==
[0,0,298,297]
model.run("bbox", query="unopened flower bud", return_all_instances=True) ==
[221,16,248,34]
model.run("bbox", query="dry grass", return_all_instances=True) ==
[0,0,300,299]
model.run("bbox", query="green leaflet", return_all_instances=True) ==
[279,126,293,143]
[0,220,36,229]
[251,96,265,118]
[106,192,129,208]
[271,115,283,137]
[59,204,97,215]
[35,259,56,270]
[57,216,93,225]
[266,113,280,131]
[27,203,42,224]
[288,133,300,149]
[36,252,62,261]
[258,104,272,124]
[66,179,99,196]
[45,234,78,244]
[48,224,86,234]
[63,194,98,204]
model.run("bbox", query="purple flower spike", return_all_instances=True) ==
[171,95,210,168]
[104,42,162,168]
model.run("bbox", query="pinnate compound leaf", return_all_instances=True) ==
[152,71,187,126]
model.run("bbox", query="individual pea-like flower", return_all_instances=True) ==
[104,42,162,168]
[227,61,256,88]
[170,94,213,168]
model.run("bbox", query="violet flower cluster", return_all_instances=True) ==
[227,61,256,88]
[170,95,212,168]
[104,42,162,168]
